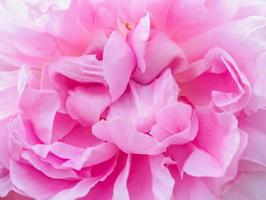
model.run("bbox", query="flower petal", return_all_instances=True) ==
[103,31,135,101]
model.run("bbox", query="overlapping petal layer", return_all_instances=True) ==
[0,0,266,200]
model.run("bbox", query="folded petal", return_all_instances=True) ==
[21,150,79,180]
[178,48,251,112]
[9,161,74,199]
[183,108,240,177]
[133,31,184,84]
[182,16,266,112]
[31,141,118,170]
[66,85,111,126]
[206,130,248,195]
[130,14,150,72]
[51,113,77,142]
[19,87,60,143]
[0,170,12,197]
[103,31,135,101]
[150,102,198,145]
[49,55,105,84]
[109,69,178,132]
[112,155,131,200]
[149,155,175,200]
[51,157,117,200]
[239,110,266,167]
[222,171,266,200]
[170,168,217,200]
[92,118,162,155]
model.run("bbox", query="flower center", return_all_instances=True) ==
[125,22,133,31]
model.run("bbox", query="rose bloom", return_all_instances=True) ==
[0,0,266,200]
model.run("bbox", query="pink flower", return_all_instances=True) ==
[0,0,266,199]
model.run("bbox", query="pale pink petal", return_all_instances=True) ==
[0,71,18,120]
[21,151,79,180]
[130,14,150,72]
[103,31,135,101]
[222,171,266,200]
[169,166,217,200]
[0,119,13,168]
[92,118,162,155]
[174,174,217,200]
[80,154,128,200]
[59,143,118,170]
[150,102,198,145]
[0,171,12,197]
[236,0,266,19]
[31,141,118,170]
[49,55,105,84]
[149,155,175,200]
[250,53,266,111]
[178,48,251,112]
[51,157,117,200]
[109,69,178,132]
[19,87,60,143]
[66,85,111,126]
[8,116,41,147]
[9,161,74,199]
[25,0,72,12]
[206,130,248,195]
[239,110,266,167]
[112,155,131,200]
[133,31,184,84]
[182,16,266,112]
[23,0,90,55]
[184,108,240,177]
[147,0,238,43]
[51,113,77,142]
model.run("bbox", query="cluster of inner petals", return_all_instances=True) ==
[0,1,266,200]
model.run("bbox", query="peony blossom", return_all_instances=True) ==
[0,0,266,199]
